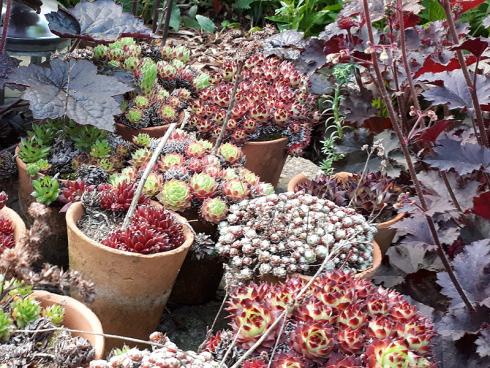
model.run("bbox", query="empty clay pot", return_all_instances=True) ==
[242,137,288,187]
[287,172,404,253]
[169,208,223,305]
[0,206,27,245]
[32,290,105,359]
[115,123,170,141]
[66,202,194,349]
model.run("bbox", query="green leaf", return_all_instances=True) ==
[233,0,255,10]
[188,4,198,18]
[169,5,181,31]
[195,15,216,33]
[181,15,200,29]
[422,0,445,21]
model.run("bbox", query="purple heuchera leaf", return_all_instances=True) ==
[0,54,20,89]
[419,70,490,111]
[476,325,490,358]
[437,305,490,341]
[46,0,154,42]
[437,239,490,308]
[423,134,490,175]
[8,58,133,131]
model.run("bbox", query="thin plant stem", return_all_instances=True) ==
[361,0,475,312]
[199,291,229,352]
[440,0,489,147]
[14,327,166,348]
[267,312,289,368]
[212,60,245,153]
[122,123,177,229]
[0,0,12,54]
[440,171,464,213]
[161,0,173,45]
[151,0,161,33]
[219,326,242,368]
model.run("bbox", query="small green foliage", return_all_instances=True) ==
[112,345,131,356]
[12,297,41,328]
[66,124,107,151]
[28,121,60,146]
[18,138,50,164]
[193,73,210,90]
[26,159,50,177]
[173,45,190,63]
[0,311,13,341]
[93,44,108,59]
[372,97,389,118]
[171,59,185,70]
[126,108,143,124]
[134,95,149,108]
[98,158,114,172]
[109,173,131,187]
[110,37,135,49]
[42,305,64,326]
[90,139,111,159]
[108,60,121,68]
[140,59,158,94]
[124,56,139,71]
[160,105,176,120]
[332,63,356,85]
[133,133,151,147]
[31,176,60,205]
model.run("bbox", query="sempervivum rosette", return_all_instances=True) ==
[188,54,320,155]
[111,130,274,224]
[215,192,377,281]
[205,272,436,368]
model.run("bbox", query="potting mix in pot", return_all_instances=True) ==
[2,0,489,366]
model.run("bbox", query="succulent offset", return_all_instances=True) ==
[205,272,436,367]
[189,53,320,155]
[0,192,15,253]
[215,192,377,281]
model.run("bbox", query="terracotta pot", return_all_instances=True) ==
[31,290,105,359]
[287,172,405,253]
[66,202,194,349]
[15,146,69,267]
[0,206,27,245]
[115,123,170,141]
[169,207,223,305]
[242,137,288,187]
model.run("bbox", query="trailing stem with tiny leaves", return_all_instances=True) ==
[361,0,475,313]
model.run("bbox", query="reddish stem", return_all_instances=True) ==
[440,0,489,147]
[0,0,12,54]
[362,0,475,312]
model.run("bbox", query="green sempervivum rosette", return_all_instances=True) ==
[0,311,13,341]
[200,197,228,224]
[219,143,242,165]
[143,173,163,197]
[31,176,60,205]
[158,153,184,171]
[223,179,250,201]
[133,133,152,148]
[193,73,211,90]
[185,141,207,158]
[190,173,217,199]
[157,180,192,211]
[42,304,65,326]
[126,108,144,125]
[12,297,41,328]
[140,59,158,95]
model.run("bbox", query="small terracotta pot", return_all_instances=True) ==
[169,207,223,305]
[115,123,170,141]
[242,137,288,187]
[66,202,194,349]
[31,290,105,359]
[287,172,404,253]
[0,206,27,245]
[15,146,69,267]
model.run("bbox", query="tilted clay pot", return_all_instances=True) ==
[32,290,105,359]
[168,207,223,305]
[287,172,405,253]
[66,202,194,350]
[0,205,27,245]
[115,123,170,142]
[242,137,288,187]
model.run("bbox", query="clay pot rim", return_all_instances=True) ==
[66,202,194,260]
[243,136,288,146]
[287,172,405,228]
[115,122,171,132]
[0,206,27,244]
[31,290,105,359]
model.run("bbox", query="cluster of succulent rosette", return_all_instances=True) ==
[188,53,320,154]
[294,172,405,222]
[80,181,186,254]
[215,192,376,280]
[0,192,14,253]
[205,272,436,367]
[89,332,219,368]
[92,38,210,129]
[110,130,274,224]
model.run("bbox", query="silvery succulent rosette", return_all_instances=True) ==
[215,192,377,281]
